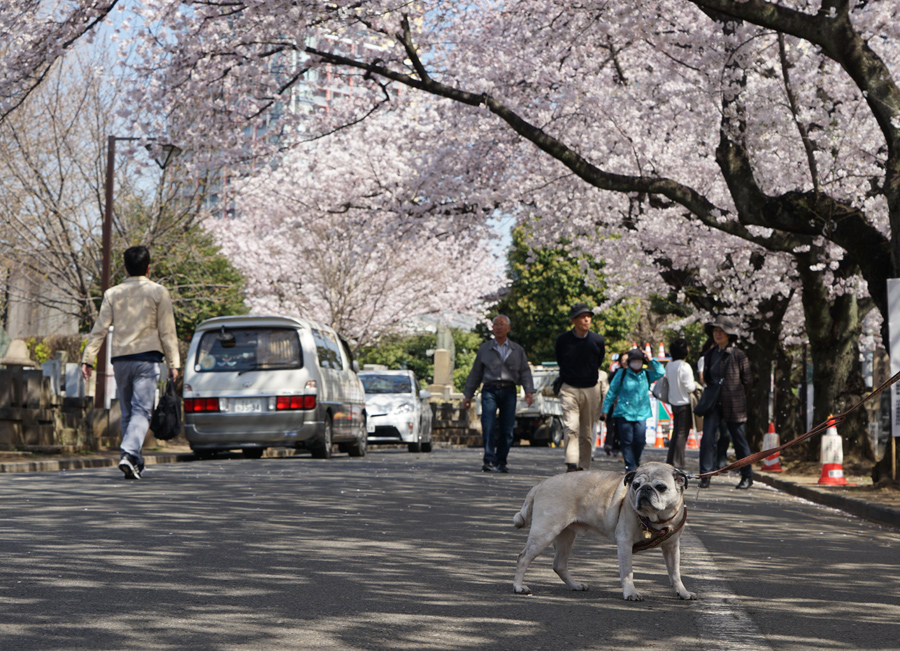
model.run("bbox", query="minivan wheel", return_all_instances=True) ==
[421,441,432,453]
[348,419,367,457]
[408,441,422,453]
[311,417,333,459]
[242,448,264,459]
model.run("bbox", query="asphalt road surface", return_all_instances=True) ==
[1,445,898,651]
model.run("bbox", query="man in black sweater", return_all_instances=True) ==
[555,302,606,471]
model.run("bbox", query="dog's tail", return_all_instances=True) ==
[513,485,539,529]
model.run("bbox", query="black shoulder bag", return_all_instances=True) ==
[693,352,731,417]
[150,378,182,441]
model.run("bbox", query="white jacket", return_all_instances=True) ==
[663,359,696,406]
[82,276,180,369]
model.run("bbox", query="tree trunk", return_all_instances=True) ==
[796,264,870,461]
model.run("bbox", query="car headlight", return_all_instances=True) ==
[394,402,415,414]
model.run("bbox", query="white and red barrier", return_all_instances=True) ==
[760,422,784,472]
[817,418,848,486]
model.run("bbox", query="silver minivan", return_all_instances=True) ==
[182,315,367,459]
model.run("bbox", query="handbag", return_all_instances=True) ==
[150,377,182,441]
[693,353,731,417]
[651,375,670,403]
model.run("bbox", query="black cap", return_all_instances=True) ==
[569,302,593,320]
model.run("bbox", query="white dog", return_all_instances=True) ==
[512,461,696,601]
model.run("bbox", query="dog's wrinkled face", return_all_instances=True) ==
[624,463,686,516]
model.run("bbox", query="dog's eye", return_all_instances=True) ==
[632,481,641,490]
[655,483,667,492]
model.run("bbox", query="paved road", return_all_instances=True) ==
[1,446,898,651]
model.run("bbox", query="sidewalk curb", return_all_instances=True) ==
[756,472,900,529]
[0,451,195,474]
[0,443,467,475]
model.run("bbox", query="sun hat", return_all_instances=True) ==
[705,316,740,338]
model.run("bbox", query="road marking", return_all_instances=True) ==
[680,529,773,651]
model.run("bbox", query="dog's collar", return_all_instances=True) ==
[633,507,687,554]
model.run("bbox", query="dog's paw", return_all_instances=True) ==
[677,590,697,600]
[623,590,644,601]
[513,584,532,595]
[569,583,589,591]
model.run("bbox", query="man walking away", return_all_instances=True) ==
[463,316,534,473]
[555,302,606,472]
[81,246,180,479]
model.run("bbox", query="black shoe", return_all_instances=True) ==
[698,478,710,488]
[735,477,753,490]
[498,465,509,474]
[482,464,497,472]
[118,455,141,480]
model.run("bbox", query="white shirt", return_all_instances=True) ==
[664,360,697,406]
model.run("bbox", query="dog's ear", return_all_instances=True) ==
[673,469,689,490]
[624,470,637,486]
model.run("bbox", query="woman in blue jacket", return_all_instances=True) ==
[601,348,665,472]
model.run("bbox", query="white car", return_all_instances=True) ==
[359,370,433,452]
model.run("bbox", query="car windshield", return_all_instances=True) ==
[361,374,413,394]
[194,327,302,373]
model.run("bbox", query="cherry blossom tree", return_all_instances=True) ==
[212,107,504,348]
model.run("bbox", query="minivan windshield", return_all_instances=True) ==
[194,328,302,373]
[360,374,413,394]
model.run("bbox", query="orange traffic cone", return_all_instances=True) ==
[817,418,848,485]
[686,429,699,450]
[654,426,666,448]
[657,342,666,359]
[644,342,653,359]
[596,422,606,448]
[760,422,784,472]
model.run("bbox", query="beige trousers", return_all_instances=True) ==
[559,383,601,470]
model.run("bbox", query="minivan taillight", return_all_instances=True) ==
[275,395,316,410]
[184,397,220,413]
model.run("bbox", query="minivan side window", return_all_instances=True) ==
[324,332,345,371]
[311,329,334,369]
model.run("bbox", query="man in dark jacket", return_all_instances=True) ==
[698,317,753,489]
[555,302,606,471]
[463,316,534,473]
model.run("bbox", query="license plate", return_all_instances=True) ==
[233,399,262,413]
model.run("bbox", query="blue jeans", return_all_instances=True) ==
[700,405,752,480]
[113,360,161,466]
[481,386,517,467]
[617,418,646,472]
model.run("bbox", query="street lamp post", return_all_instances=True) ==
[94,135,181,409]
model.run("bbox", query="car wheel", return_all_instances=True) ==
[194,450,217,460]
[421,441,432,453]
[242,448,264,459]
[348,417,367,457]
[408,441,422,453]
[312,417,334,459]
[550,417,564,447]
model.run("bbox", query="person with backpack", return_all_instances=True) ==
[601,348,664,472]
